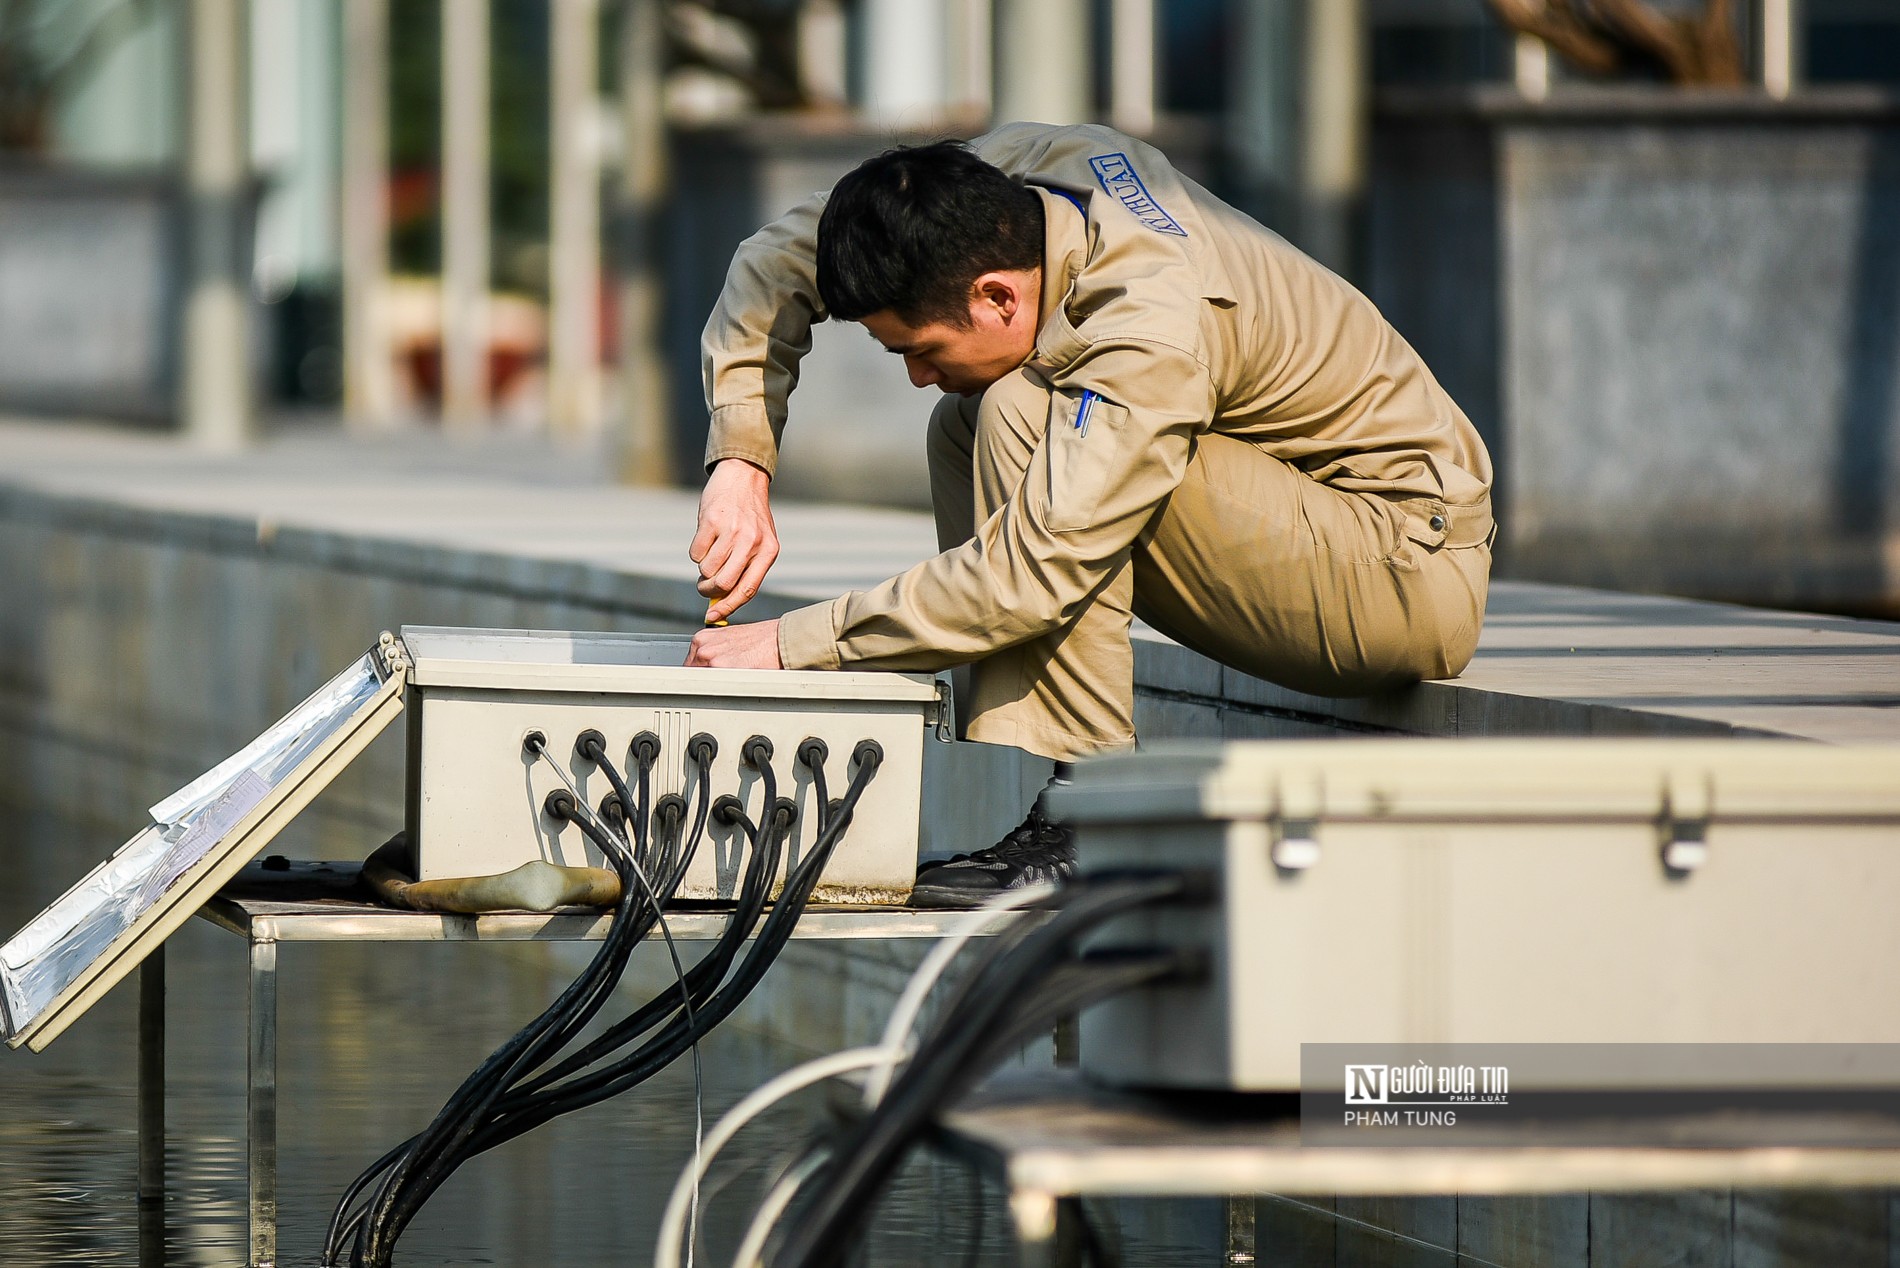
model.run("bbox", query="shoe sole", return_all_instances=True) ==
[905,883,997,911]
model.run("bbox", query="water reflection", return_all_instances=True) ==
[0,801,1029,1267]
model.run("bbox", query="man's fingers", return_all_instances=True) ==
[697,530,740,584]
[719,554,774,619]
[705,580,749,623]
[709,546,753,599]
[688,519,717,565]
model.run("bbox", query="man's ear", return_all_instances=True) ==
[970,271,1025,325]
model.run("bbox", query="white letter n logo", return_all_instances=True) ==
[1345,1064,1388,1104]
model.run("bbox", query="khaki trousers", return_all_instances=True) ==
[927,370,1492,762]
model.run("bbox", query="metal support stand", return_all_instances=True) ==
[1225,1195,1257,1264]
[181,862,1020,1262]
[248,936,279,1268]
[1053,1014,1080,1069]
[1010,1188,1060,1268]
[137,949,165,1265]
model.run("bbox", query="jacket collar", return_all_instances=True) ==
[1029,186,1091,369]
[1032,186,1089,339]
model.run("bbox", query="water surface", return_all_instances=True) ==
[0,799,1216,1266]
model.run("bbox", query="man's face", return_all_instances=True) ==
[859,270,1041,397]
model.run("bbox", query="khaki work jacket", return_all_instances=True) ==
[700,122,1495,672]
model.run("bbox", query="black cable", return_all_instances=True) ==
[578,730,641,862]
[459,744,879,1153]
[327,784,655,1266]
[772,875,1193,1268]
[363,798,651,1263]
[581,729,658,876]
[510,790,780,1098]
[782,950,1190,1268]
[630,731,661,875]
[663,733,717,891]
[513,743,780,1099]
[326,732,684,1267]
[470,801,802,1137]
[326,798,655,1263]
[745,951,1169,1268]
[355,777,703,1265]
[506,741,843,1114]
[325,730,884,1267]
[797,738,829,874]
[526,737,720,1097]
[357,737,832,1247]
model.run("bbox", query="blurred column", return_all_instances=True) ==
[1226,0,1366,278]
[864,0,948,127]
[550,0,603,437]
[946,0,993,121]
[1514,33,1553,100]
[1298,0,1366,276]
[799,0,850,109]
[614,0,674,485]
[1226,0,1299,231]
[1760,0,1803,100]
[342,0,394,428]
[1109,0,1155,135]
[182,0,251,448]
[441,0,491,429]
[995,0,1090,125]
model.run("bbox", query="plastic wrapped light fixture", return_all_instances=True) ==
[1,645,403,1047]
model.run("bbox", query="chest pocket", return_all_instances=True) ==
[1044,390,1129,533]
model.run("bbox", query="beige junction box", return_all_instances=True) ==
[400,627,942,902]
[1049,739,1900,1093]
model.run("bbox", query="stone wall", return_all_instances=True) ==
[1371,87,1900,616]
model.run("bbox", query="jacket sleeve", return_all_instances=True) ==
[776,333,1217,671]
[700,192,829,476]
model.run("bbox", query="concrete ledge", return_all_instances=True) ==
[1,420,1895,769]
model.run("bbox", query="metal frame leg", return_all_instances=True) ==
[1225,1195,1258,1265]
[249,935,279,1268]
[1052,1197,1086,1267]
[1011,1189,1060,1268]
[138,947,165,1265]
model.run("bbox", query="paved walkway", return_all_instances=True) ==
[3,418,1896,744]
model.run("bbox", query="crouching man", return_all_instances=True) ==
[685,124,1494,908]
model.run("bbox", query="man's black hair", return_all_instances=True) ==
[816,141,1045,326]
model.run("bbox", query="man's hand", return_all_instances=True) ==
[691,458,779,623]
[686,619,782,669]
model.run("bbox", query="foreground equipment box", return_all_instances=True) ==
[1052,740,1900,1092]
[401,627,940,900]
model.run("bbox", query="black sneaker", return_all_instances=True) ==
[908,801,1075,909]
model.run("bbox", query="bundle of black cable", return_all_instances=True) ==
[767,873,1207,1268]
[321,728,885,1268]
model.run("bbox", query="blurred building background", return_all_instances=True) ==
[0,0,1896,613]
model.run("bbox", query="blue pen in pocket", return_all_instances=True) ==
[1074,390,1098,438]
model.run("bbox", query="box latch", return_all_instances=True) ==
[928,676,956,743]
[1659,770,1713,877]
[1270,772,1324,872]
